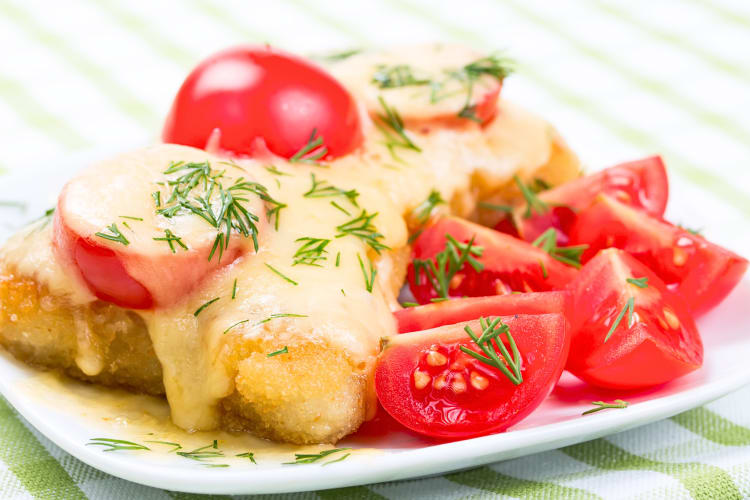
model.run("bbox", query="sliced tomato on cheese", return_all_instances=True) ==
[509,156,668,245]
[569,194,748,315]
[53,146,264,309]
[407,217,578,304]
[566,248,703,389]
[376,313,568,439]
[329,44,506,125]
[395,291,570,333]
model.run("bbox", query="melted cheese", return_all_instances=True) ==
[0,97,571,434]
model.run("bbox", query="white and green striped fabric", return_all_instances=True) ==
[1,0,750,498]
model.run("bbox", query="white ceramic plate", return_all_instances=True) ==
[1,151,749,495]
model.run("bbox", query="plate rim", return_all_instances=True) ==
[2,153,750,494]
[1,341,749,495]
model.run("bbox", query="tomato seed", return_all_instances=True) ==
[614,190,631,203]
[449,274,464,290]
[470,371,489,390]
[433,374,447,390]
[663,307,680,329]
[672,247,687,267]
[413,369,431,390]
[452,373,467,394]
[426,350,448,366]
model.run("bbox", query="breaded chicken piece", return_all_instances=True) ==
[0,92,580,444]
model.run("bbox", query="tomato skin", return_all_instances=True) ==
[473,85,502,124]
[511,156,669,245]
[395,291,570,333]
[408,217,578,304]
[570,194,748,315]
[52,210,153,309]
[163,46,363,160]
[376,313,569,439]
[567,249,703,389]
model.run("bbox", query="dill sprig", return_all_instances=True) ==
[478,201,513,213]
[86,438,149,452]
[255,313,308,326]
[532,228,588,269]
[413,190,445,225]
[515,175,549,218]
[357,253,377,293]
[177,441,224,463]
[627,277,649,288]
[375,96,421,161]
[265,263,298,286]
[119,215,143,221]
[194,297,220,317]
[265,164,290,176]
[156,161,285,262]
[231,278,238,299]
[372,64,431,89]
[461,317,523,385]
[412,234,484,299]
[321,48,361,61]
[303,173,359,207]
[605,296,635,343]
[222,319,249,335]
[145,440,182,452]
[95,223,130,246]
[434,54,513,122]
[335,209,390,254]
[267,346,289,357]
[583,399,629,415]
[284,448,351,465]
[236,452,257,464]
[153,229,188,254]
[290,128,328,166]
[293,237,331,266]
[330,201,351,215]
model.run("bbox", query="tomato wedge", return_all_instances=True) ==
[376,313,569,438]
[408,217,578,304]
[163,46,363,160]
[567,248,703,389]
[510,156,668,245]
[570,194,748,315]
[395,291,570,333]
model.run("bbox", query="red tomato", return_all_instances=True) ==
[376,313,569,438]
[395,291,570,333]
[163,46,363,160]
[70,233,153,309]
[510,156,669,245]
[567,249,703,389]
[473,85,501,124]
[570,194,748,315]
[408,217,578,304]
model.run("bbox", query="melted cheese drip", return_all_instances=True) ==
[0,98,565,433]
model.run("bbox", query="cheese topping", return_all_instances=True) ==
[0,96,570,432]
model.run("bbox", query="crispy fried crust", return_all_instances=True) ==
[0,271,164,394]
[0,267,374,445]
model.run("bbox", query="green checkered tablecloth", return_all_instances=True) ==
[2,0,750,498]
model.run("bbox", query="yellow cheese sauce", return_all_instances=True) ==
[0,96,571,439]
[18,369,383,464]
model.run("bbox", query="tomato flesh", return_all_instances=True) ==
[566,248,703,389]
[163,46,363,160]
[511,156,669,244]
[570,194,748,315]
[72,236,153,309]
[395,291,570,333]
[376,313,569,438]
[408,217,578,304]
